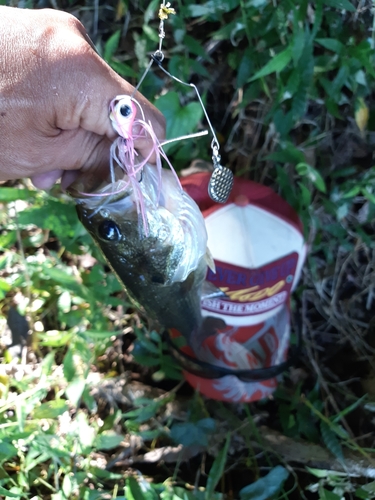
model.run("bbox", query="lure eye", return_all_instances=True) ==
[98,220,122,241]
[120,104,132,118]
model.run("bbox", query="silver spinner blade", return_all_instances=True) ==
[208,165,234,203]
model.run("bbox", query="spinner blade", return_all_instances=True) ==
[208,165,234,203]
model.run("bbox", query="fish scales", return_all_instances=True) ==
[71,164,216,350]
[76,201,206,339]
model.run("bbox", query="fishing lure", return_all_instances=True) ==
[134,1,234,204]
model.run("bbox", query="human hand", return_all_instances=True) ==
[0,6,165,189]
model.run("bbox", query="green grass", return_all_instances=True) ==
[1,0,375,498]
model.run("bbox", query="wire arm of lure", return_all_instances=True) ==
[150,56,221,157]
[160,130,208,148]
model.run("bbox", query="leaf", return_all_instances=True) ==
[62,474,73,499]
[125,476,158,500]
[249,47,292,82]
[296,162,327,193]
[320,421,344,463]
[186,0,240,18]
[110,61,138,78]
[205,433,230,500]
[170,419,216,447]
[355,97,369,134]
[65,378,86,407]
[322,0,355,11]
[155,91,203,141]
[239,466,289,500]
[82,330,119,340]
[104,30,121,61]
[316,38,345,54]
[332,394,367,423]
[33,399,69,419]
[0,487,20,498]
[331,65,350,96]
[94,431,124,450]
[319,486,342,499]
[43,267,78,286]
[0,231,17,250]
[0,440,18,460]
[237,49,254,87]
[0,187,36,202]
[292,27,305,65]
[267,143,305,164]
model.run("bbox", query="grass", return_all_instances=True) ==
[1,0,375,498]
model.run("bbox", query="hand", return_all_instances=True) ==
[0,7,165,189]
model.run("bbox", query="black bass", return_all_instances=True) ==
[70,163,219,353]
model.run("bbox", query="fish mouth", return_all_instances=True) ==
[66,162,130,207]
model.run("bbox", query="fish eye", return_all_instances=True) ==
[151,275,165,285]
[98,220,122,241]
[120,104,132,117]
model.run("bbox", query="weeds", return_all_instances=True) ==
[1,0,375,498]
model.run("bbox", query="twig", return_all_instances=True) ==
[256,426,375,479]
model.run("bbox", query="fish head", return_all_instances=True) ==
[76,193,186,287]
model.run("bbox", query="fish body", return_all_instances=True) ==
[74,164,211,345]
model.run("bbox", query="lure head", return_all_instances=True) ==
[109,95,137,139]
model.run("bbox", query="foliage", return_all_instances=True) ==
[2,0,375,498]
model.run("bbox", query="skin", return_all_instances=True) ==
[0,6,165,189]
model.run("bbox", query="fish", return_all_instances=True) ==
[70,162,221,354]
[68,94,225,354]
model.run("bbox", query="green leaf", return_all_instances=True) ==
[239,466,289,500]
[0,440,18,460]
[306,467,330,478]
[125,476,158,500]
[292,27,305,65]
[62,474,73,499]
[331,64,350,96]
[0,187,36,202]
[332,394,367,423]
[155,92,203,141]
[312,0,323,37]
[320,421,344,463]
[205,433,230,500]
[94,431,124,450]
[237,49,254,87]
[362,188,375,205]
[82,330,119,340]
[0,231,17,250]
[186,0,240,18]
[33,399,69,419]
[0,487,20,498]
[170,419,216,447]
[110,61,138,78]
[104,30,121,61]
[65,378,86,407]
[267,143,305,164]
[319,486,342,499]
[316,38,345,54]
[322,0,355,11]
[249,47,292,82]
[296,162,327,193]
[43,267,78,286]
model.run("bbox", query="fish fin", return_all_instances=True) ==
[201,280,228,300]
[205,247,216,273]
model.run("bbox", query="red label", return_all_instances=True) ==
[202,252,298,316]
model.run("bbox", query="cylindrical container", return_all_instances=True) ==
[177,173,307,403]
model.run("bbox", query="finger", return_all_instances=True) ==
[31,169,63,189]
[57,43,166,162]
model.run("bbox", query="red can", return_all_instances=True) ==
[176,173,307,403]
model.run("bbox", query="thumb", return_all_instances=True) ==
[58,44,166,161]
